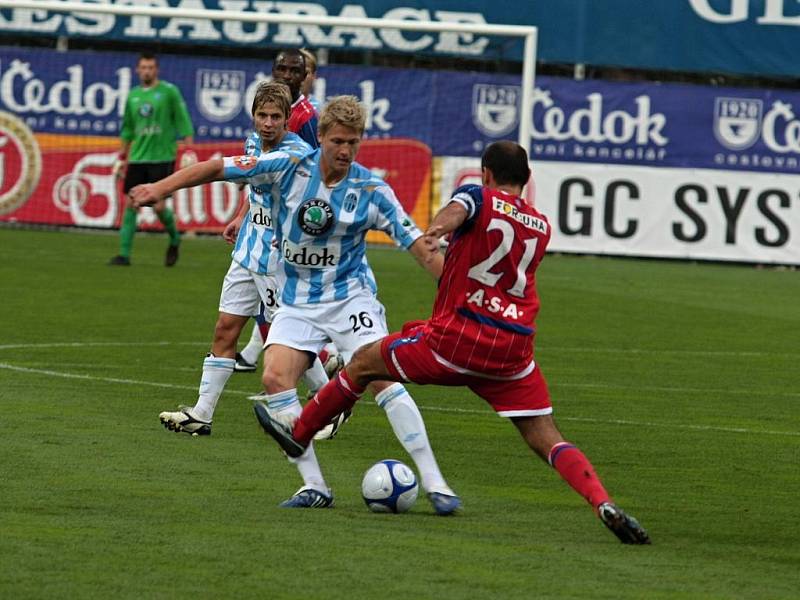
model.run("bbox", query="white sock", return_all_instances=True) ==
[264,389,328,491]
[375,383,452,495]
[301,358,329,393]
[192,354,235,422]
[239,322,265,365]
[289,443,328,492]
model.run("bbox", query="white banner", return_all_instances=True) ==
[438,158,800,265]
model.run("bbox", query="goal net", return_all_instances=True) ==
[0,1,536,242]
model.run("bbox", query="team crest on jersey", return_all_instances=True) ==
[713,97,762,150]
[298,198,335,235]
[196,69,245,122]
[233,155,258,169]
[138,102,154,118]
[343,192,358,213]
[472,84,520,137]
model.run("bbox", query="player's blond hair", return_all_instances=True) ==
[319,96,366,136]
[299,48,317,75]
[251,81,292,119]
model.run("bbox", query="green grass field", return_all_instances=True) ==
[1,227,798,599]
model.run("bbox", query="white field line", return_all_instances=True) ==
[416,404,800,438]
[1,361,798,439]
[0,341,204,350]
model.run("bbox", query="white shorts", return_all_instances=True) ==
[218,261,281,321]
[266,288,388,362]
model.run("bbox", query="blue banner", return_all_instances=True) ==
[2,1,800,77]
[4,45,800,174]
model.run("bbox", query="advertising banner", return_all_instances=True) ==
[4,46,800,176]
[438,157,800,265]
[2,1,800,77]
[2,45,798,262]
[0,123,430,235]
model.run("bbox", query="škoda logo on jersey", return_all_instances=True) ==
[298,198,334,235]
[0,110,41,216]
[492,198,547,233]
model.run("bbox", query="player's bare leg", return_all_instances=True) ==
[235,319,265,372]
[512,415,650,544]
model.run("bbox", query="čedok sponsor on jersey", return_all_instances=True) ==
[281,238,340,268]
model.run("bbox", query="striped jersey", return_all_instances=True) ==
[222,148,421,305]
[425,184,551,377]
[230,131,311,274]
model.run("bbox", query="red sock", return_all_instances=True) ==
[548,442,611,510]
[293,370,364,445]
[318,348,330,364]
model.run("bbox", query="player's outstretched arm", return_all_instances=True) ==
[130,159,224,207]
[426,202,469,239]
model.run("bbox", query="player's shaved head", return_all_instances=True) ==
[481,141,531,187]
[274,48,305,68]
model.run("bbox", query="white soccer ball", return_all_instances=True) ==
[361,459,419,513]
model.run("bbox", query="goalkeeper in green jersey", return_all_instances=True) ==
[109,52,195,267]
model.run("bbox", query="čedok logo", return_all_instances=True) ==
[282,238,340,268]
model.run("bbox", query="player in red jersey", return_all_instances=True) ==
[255,141,651,544]
[272,49,319,148]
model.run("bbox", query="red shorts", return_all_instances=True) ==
[380,323,552,417]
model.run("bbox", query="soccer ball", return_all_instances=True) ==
[361,459,419,513]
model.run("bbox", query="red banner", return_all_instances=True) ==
[0,121,432,240]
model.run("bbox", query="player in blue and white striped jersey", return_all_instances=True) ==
[132,96,460,514]
[234,56,321,370]
[223,142,408,306]
[157,82,330,440]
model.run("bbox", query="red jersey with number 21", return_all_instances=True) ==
[424,184,551,377]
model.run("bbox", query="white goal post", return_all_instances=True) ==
[1,0,538,154]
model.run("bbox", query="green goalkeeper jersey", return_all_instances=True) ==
[120,81,194,163]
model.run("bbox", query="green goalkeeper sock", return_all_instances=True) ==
[156,207,180,246]
[119,207,137,257]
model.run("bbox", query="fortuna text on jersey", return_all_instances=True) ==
[492,198,549,234]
